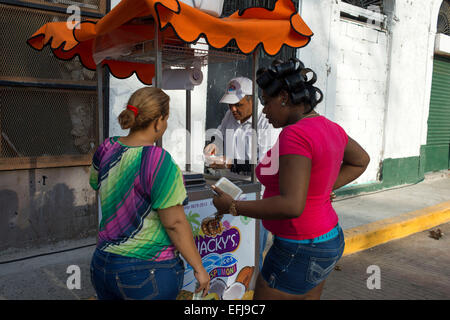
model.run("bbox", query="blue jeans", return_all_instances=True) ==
[90,248,185,300]
[261,226,345,295]
[259,221,268,271]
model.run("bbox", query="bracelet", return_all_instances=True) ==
[229,200,239,216]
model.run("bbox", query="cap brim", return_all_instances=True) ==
[219,93,241,104]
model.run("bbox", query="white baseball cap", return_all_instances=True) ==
[219,77,253,104]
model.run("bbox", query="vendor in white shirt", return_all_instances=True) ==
[204,77,280,175]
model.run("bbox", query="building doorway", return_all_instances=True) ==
[424,1,450,173]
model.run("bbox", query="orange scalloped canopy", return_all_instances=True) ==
[27,0,313,85]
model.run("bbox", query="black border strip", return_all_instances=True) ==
[0,0,105,18]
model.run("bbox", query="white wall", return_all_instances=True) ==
[300,0,388,184]
[335,16,389,184]
[383,0,441,159]
[298,0,340,119]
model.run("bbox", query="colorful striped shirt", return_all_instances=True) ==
[89,137,187,261]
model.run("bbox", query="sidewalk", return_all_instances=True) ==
[0,171,449,300]
[334,170,450,256]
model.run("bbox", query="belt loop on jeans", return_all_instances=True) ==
[275,224,340,244]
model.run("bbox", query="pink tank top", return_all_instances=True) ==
[255,116,348,240]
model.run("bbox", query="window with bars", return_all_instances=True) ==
[340,0,385,27]
[341,0,384,10]
[0,1,107,171]
[10,0,106,15]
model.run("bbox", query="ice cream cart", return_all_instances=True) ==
[27,0,313,300]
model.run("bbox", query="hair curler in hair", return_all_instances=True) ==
[284,72,306,93]
[314,87,324,105]
[291,58,305,71]
[264,78,284,96]
[273,60,296,78]
[290,88,310,105]
[300,68,318,86]
[256,70,274,89]
[256,67,268,78]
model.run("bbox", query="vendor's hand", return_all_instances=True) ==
[211,185,233,215]
[209,160,227,169]
[204,143,217,156]
[205,155,230,169]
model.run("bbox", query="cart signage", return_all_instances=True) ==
[195,227,240,257]
[180,193,257,300]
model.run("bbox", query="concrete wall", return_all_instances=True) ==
[298,0,340,120]
[299,0,388,185]
[0,167,97,253]
[383,0,441,160]
[335,9,389,184]
[299,0,444,190]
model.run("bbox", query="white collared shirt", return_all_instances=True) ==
[216,103,281,163]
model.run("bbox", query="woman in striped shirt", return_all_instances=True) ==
[89,87,209,300]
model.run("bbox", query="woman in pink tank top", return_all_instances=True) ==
[212,58,370,300]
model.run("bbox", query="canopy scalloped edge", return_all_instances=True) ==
[27,0,313,85]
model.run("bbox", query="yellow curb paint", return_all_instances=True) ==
[343,200,450,256]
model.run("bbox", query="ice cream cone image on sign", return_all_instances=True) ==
[201,214,224,237]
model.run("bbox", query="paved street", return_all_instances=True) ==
[0,222,449,300]
[322,221,450,300]
[1,175,449,300]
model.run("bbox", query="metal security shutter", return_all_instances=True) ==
[425,55,450,172]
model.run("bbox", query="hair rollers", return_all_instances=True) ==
[256,58,323,112]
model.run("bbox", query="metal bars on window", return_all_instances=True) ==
[341,0,383,10]
[0,0,106,17]
[0,1,106,170]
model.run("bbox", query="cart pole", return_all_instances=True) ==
[96,63,104,236]
[96,63,104,144]
[154,23,163,148]
[186,89,192,172]
[251,49,259,184]
[251,48,261,272]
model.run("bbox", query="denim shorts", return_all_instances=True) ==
[261,226,345,295]
[90,248,185,300]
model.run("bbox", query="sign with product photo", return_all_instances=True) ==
[178,193,257,300]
